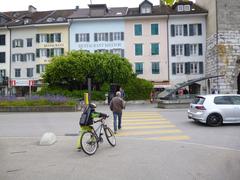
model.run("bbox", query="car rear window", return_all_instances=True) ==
[192,97,205,104]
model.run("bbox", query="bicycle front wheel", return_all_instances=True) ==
[104,127,116,147]
[80,131,98,155]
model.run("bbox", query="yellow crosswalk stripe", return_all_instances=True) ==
[145,135,190,141]
[116,129,182,136]
[122,118,167,122]
[123,121,171,125]
[123,116,165,119]
[123,125,176,130]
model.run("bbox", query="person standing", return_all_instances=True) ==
[119,87,125,99]
[110,91,125,134]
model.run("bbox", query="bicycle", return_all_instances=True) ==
[80,115,116,155]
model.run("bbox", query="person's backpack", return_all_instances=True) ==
[79,106,93,126]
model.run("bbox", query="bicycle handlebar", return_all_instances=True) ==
[93,115,109,123]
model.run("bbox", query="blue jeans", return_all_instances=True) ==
[113,112,122,132]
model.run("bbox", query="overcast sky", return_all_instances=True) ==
[0,0,195,12]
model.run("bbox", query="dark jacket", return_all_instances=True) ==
[110,96,125,113]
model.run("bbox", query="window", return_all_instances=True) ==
[172,63,184,75]
[175,25,183,36]
[214,96,232,105]
[94,49,109,53]
[26,38,32,47]
[12,54,22,62]
[135,63,143,75]
[54,33,61,42]
[152,62,160,74]
[230,96,240,105]
[36,64,46,73]
[176,44,184,56]
[151,43,159,55]
[141,7,151,14]
[0,52,5,63]
[189,24,202,36]
[190,44,198,56]
[25,53,35,61]
[184,5,190,11]
[15,68,21,77]
[171,24,188,37]
[151,24,159,35]
[0,69,6,77]
[0,35,5,45]
[177,5,184,12]
[13,39,23,48]
[110,49,124,57]
[109,32,124,41]
[190,62,199,74]
[75,33,90,42]
[54,48,64,56]
[94,33,108,42]
[135,44,143,56]
[27,68,33,77]
[134,24,142,36]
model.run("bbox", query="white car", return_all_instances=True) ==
[188,94,240,126]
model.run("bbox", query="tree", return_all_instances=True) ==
[42,51,133,90]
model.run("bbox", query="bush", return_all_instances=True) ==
[123,77,153,100]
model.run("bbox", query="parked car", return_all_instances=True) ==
[188,94,240,126]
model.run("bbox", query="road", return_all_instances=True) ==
[0,104,240,180]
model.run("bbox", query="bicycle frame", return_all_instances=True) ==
[91,118,107,143]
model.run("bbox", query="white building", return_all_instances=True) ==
[168,1,207,94]
[0,13,11,95]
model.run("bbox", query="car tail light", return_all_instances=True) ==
[195,105,206,110]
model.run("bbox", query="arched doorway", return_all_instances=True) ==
[238,73,240,94]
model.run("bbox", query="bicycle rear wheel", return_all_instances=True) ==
[80,131,98,155]
[104,127,116,147]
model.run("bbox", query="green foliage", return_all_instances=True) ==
[0,98,75,107]
[43,51,133,90]
[123,76,153,100]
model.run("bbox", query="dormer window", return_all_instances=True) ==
[46,17,55,22]
[56,17,65,22]
[24,18,31,24]
[139,0,153,14]
[177,5,184,12]
[141,6,151,14]
[184,5,190,11]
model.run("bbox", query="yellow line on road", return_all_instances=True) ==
[123,121,171,125]
[123,119,167,122]
[123,125,176,130]
[123,116,165,119]
[145,135,190,141]
[116,129,182,137]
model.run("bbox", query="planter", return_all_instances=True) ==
[0,105,77,112]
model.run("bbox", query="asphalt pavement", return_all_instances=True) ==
[0,103,240,180]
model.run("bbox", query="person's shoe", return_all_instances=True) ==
[114,131,117,134]
[118,127,121,130]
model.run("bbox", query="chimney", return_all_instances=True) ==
[28,5,37,13]
[75,6,79,9]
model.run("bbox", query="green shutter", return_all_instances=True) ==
[151,24,158,35]
[134,24,142,36]
[135,44,143,56]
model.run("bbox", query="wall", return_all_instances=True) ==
[125,17,168,82]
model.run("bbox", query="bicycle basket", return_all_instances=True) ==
[79,107,93,126]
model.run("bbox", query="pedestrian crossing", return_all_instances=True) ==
[115,111,190,141]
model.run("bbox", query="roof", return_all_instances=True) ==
[169,1,208,15]
[68,7,128,19]
[127,5,169,17]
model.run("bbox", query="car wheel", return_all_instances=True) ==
[206,113,223,127]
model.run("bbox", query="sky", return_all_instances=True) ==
[0,0,195,12]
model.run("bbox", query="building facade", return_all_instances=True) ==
[168,1,207,94]
[125,1,169,84]
[0,1,209,96]
[0,26,10,96]
[196,0,240,94]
